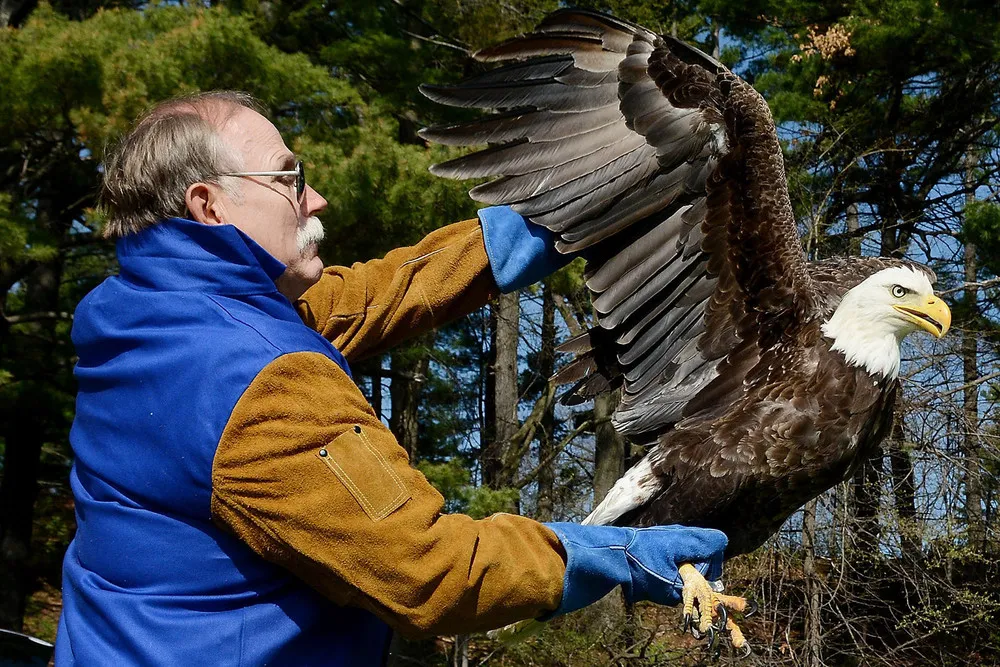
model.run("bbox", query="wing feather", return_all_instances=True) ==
[418,106,624,146]
[469,132,650,206]
[429,120,633,179]
[421,9,818,444]
[521,152,658,226]
[419,78,619,112]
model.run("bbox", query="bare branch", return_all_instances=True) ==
[938,276,1000,296]
[400,29,470,54]
[4,310,73,326]
[932,369,1000,399]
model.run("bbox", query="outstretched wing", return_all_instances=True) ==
[420,9,817,438]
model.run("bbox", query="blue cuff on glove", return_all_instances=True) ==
[478,206,575,292]
[542,523,728,619]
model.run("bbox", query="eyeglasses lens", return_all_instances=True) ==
[297,161,306,200]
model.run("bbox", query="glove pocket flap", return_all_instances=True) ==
[318,425,410,521]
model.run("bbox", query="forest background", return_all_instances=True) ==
[2,0,1000,664]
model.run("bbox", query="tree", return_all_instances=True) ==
[483,292,520,489]
[534,282,557,521]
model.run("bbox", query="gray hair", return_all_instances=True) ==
[100,91,266,239]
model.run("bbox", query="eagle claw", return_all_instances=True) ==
[713,603,728,631]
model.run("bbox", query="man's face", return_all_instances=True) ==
[216,107,328,299]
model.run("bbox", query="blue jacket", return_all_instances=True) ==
[56,219,391,665]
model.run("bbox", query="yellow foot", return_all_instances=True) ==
[678,563,756,657]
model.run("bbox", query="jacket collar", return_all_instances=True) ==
[116,218,287,295]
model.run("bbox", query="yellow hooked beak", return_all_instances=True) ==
[893,295,951,338]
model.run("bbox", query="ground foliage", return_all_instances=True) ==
[2,0,1000,664]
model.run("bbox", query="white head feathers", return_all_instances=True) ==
[821,266,944,379]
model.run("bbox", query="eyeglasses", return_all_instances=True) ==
[221,160,306,201]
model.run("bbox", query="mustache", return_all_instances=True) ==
[297,216,325,252]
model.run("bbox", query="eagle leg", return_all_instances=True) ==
[678,563,752,655]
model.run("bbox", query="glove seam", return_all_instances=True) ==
[624,553,673,585]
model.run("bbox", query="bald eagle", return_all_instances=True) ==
[419,9,951,651]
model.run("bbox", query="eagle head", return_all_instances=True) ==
[821,266,951,379]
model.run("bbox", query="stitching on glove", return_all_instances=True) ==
[625,553,673,584]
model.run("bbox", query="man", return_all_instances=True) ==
[55,91,728,665]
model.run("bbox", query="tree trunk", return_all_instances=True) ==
[536,282,556,521]
[846,203,861,256]
[0,261,60,630]
[887,411,920,562]
[802,498,822,667]
[591,390,635,654]
[0,388,45,631]
[593,390,625,507]
[369,355,383,425]
[0,0,27,29]
[851,451,881,547]
[849,205,884,548]
[389,337,431,461]
[482,292,519,489]
[875,165,919,561]
[451,633,469,667]
[483,305,496,483]
[876,149,918,562]
[962,152,984,549]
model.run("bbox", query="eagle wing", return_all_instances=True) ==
[420,10,819,439]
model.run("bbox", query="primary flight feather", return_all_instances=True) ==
[420,8,951,647]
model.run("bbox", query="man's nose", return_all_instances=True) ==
[304,185,327,215]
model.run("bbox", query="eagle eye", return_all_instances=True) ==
[890,285,908,298]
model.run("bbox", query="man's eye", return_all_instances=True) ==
[891,285,907,298]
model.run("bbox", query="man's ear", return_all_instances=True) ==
[185,182,228,226]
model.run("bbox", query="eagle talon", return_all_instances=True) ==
[738,642,753,658]
[683,613,693,633]
[713,603,728,631]
[743,598,758,618]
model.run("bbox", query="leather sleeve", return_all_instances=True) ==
[294,219,497,363]
[210,351,566,636]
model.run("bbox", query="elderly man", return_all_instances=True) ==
[54,91,728,665]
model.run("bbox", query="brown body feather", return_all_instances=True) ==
[621,287,899,557]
